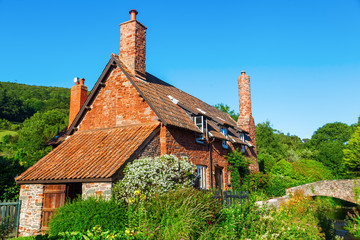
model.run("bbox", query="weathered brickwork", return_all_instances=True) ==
[78,67,158,131]
[138,132,161,158]
[237,72,258,173]
[69,78,87,126]
[82,182,112,199]
[18,184,44,236]
[163,126,232,189]
[119,20,147,77]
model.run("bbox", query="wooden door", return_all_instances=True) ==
[41,184,66,231]
[215,167,223,191]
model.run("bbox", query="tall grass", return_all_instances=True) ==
[132,188,220,239]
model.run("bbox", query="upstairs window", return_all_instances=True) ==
[240,133,245,142]
[196,166,207,189]
[193,115,205,132]
[241,144,246,153]
[193,115,207,143]
[220,127,228,149]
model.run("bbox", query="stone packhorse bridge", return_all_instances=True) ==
[257,179,360,208]
[286,179,360,204]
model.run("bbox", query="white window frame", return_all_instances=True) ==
[193,115,207,143]
[240,133,245,142]
[196,165,207,189]
[220,127,228,149]
[241,144,246,153]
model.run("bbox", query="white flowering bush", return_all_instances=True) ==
[113,155,196,202]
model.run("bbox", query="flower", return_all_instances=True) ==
[134,189,141,196]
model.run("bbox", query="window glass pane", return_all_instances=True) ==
[196,166,207,189]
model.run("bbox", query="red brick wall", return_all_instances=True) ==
[119,20,147,77]
[163,126,231,189]
[78,67,158,131]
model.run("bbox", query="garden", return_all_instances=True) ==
[4,154,360,240]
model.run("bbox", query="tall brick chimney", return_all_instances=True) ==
[237,71,259,172]
[237,71,252,132]
[119,9,147,78]
[69,78,87,126]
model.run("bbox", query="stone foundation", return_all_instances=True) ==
[82,182,112,199]
[18,184,44,236]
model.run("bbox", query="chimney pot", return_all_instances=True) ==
[241,71,246,76]
[79,78,85,85]
[129,9,138,21]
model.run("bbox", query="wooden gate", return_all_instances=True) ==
[0,200,21,237]
[41,184,66,231]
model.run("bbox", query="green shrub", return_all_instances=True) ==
[345,209,360,238]
[49,197,128,235]
[265,174,299,197]
[204,192,334,240]
[241,172,269,192]
[112,155,195,203]
[131,188,220,240]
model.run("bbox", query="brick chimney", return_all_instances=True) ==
[119,9,147,78]
[237,71,252,131]
[237,71,259,172]
[69,78,87,126]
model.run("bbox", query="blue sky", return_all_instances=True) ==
[1,0,359,139]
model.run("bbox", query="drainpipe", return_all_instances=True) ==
[208,132,215,188]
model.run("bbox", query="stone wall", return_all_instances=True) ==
[18,184,44,236]
[82,182,112,199]
[138,132,160,158]
[286,179,360,203]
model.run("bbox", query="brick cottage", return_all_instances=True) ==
[15,10,258,236]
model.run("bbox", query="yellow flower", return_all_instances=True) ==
[134,189,141,196]
[128,198,135,204]
[125,229,131,235]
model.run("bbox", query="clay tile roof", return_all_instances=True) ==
[16,122,160,183]
[103,55,239,133]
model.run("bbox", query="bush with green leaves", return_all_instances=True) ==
[130,188,220,240]
[225,149,250,190]
[0,217,14,240]
[112,155,195,202]
[49,197,128,235]
[203,192,335,240]
[265,174,299,197]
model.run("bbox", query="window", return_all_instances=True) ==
[196,166,207,189]
[240,133,245,142]
[241,144,246,153]
[193,115,205,132]
[193,115,207,143]
[220,127,228,149]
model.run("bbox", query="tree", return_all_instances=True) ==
[214,103,239,121]
[344,126,360,176]
[308,122,352,147]
[307,122,353,176]
[15,109,68,166]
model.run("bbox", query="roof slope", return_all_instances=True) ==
[112,55,244,133]
[16,122,160,183]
